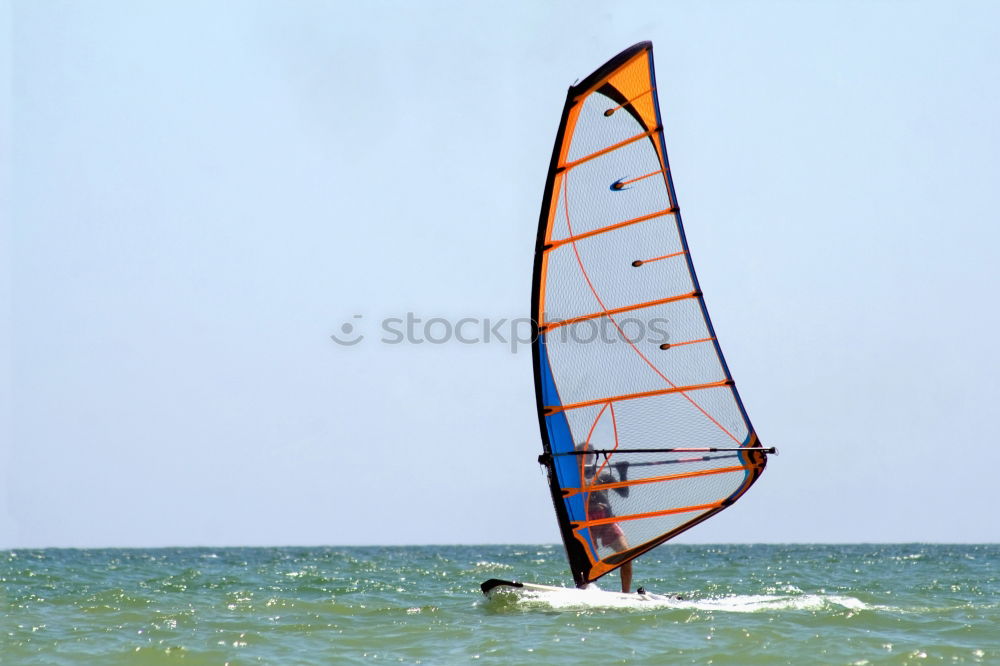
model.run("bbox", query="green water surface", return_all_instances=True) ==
[2,544,998,664]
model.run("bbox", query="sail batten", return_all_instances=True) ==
[558,127,662,172]
[573,502,725,527]
[561,464,751,496]
[539,291,699,331]
[531,42,770,587]
[544,379,733,413]
[544,207,678,250]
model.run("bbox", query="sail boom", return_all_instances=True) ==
[552,446,776,456]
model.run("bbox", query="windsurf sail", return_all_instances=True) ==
[532,41,773,587]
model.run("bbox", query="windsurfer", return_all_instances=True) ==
[578,443,634,593]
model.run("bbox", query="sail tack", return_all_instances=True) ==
[531,42,768,586]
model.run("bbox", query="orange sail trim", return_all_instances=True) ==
[561,464,749,497]
[573,502,723,528]
[599,53,659,132]
[570,51,653,111]
[544,379,732,414]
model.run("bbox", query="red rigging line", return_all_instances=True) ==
[554,169,742,443]
[579,402,611,501]
[582,403,610,448]
[589,401,621,491]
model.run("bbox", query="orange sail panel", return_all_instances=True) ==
[531,42,769,587]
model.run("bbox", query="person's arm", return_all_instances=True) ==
[609,462,630,498]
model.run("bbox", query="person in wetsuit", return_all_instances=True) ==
[577,442,633,593]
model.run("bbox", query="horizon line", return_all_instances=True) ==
[4,541,999,551]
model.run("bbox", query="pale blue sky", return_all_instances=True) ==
[3,1,999,548]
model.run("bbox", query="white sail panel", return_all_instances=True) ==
[531,42,769,586]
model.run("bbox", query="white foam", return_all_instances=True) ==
[499,587,869,613]
[681,593,869,613]
[513,586,679,610]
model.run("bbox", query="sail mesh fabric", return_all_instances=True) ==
[533,42,767,585]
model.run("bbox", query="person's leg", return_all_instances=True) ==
[620,560,632,593]
[610,533,632,592]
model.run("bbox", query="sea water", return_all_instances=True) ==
[2,544,998,664]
